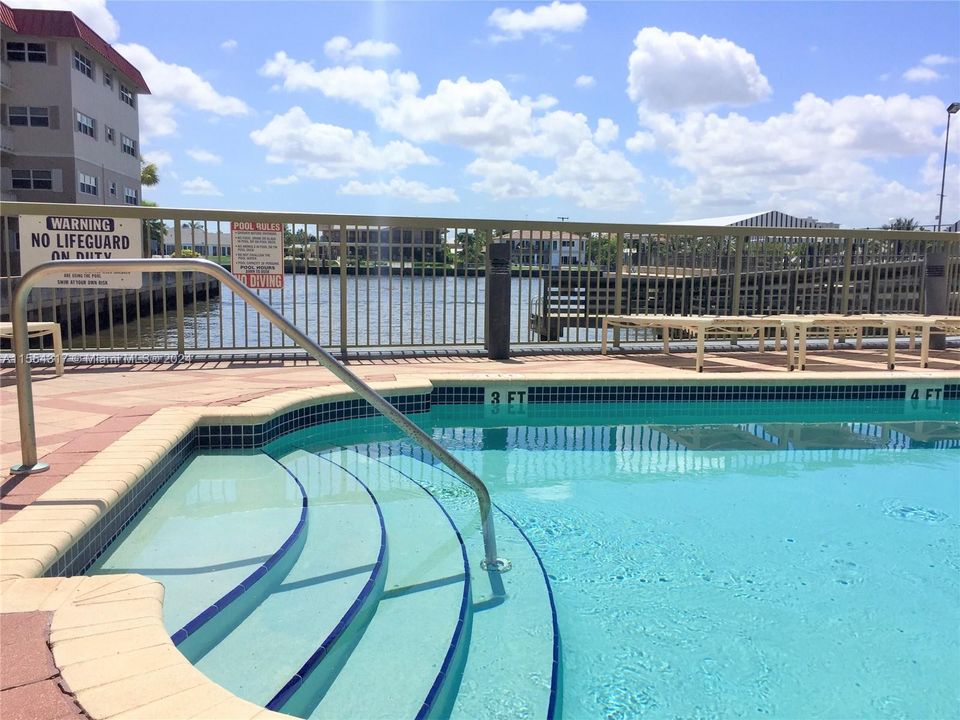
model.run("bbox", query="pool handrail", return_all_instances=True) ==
[11,257,508,571]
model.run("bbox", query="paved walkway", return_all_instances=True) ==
[0,611,87,720]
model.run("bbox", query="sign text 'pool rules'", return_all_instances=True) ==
[19,214,143,289]
[231,221,284,289]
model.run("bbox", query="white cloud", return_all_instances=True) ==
[488,2,587,41]
[594,118,619,145]
[381,77,536,156]
[339,177,459,203]
[922,54,956,66]
[187,149,223,164]
[636,93,948,224]
[627,27,771,111]
[903,66,941,83]
[13,0,119,41]
[267,175,300,186]
[220,39,238,52]
[324,36,400,62]
[466,144,643,210]
[574,74,595,88]
[467,158,543,199]
[260,52,419,112]
[181,177,223,196]
[114,44,250,142]
[250,106,438,179]
[522,94,559,110]
[625,131,656,152]
[142,150,172,168]
[259,53,646,210]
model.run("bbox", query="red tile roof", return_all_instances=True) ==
[0,2,149,94]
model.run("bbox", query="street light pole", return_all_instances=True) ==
[936,101,960,232]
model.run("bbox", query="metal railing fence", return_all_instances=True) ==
[2,201,958,355]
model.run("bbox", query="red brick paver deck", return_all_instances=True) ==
[0,612,87,719]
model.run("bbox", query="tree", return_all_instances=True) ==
[882,217,919,231]
[585,233,618,268]
[455,231,486,266]
[879,217,919,257]
[140,200,166,254]
[140,161,159,187]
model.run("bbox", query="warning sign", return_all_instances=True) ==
[19,214,144,288]
[231,221,284,289]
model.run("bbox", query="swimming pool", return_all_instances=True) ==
[86,390,959,719]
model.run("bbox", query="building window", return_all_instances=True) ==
[79,172,98,196]
[124,187,138,205]
[9,106,49,127]
[119,84,135,108]
[6,42,46,63]
[105,126,115,143]
[73,50,93,78]
[104,72,113,89]
[11,169,53,190]
[110,181,117,196]
[120,134,136,157]
[75,111,96,138]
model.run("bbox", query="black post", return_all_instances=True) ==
[925,250,947,350]
[486,242,511,360]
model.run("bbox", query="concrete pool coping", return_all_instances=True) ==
[2,349,959,718]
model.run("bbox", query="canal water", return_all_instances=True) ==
[82,275,604,351]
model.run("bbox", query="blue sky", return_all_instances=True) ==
[25,1,960,227]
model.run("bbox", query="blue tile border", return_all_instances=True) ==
[524,383,907,404]
[170,450,309,653]
[197,394,430,449]
[266,451,388,714]
[45,432,198,577]
[431,386,484,405]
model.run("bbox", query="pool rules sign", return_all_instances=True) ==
[19,214,143,288]
[231,221,284,289]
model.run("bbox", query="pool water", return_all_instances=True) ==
[467,445,958,718]
[89,401,960,718]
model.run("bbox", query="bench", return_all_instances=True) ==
[602,314,956,372]
[601,315,784,372]
[0,321,64,376]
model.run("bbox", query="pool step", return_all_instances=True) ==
[303,448,470,720]
[88,451,305,635]
[192,449,386,709]
[364,445,560,720]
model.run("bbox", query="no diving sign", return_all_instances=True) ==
[19,214,144,288]
[231,221,284,289]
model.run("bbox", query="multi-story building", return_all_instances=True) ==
[501,230,587,267]
[0,1,149,206]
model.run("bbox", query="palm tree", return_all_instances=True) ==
[140,161,159,187]
[880,217,919,257]
[882,217,919,231]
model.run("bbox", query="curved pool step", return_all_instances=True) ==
[88,451,305,636]
[304,448,470,720]
[363,444,561,720]
[192,449,386,710]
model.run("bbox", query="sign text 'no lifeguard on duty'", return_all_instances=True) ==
[19,214,144,289]
[231,221,284,289]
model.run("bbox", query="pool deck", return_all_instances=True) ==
[1,346,959,719]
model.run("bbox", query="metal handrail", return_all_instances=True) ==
[11,258,508,571]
